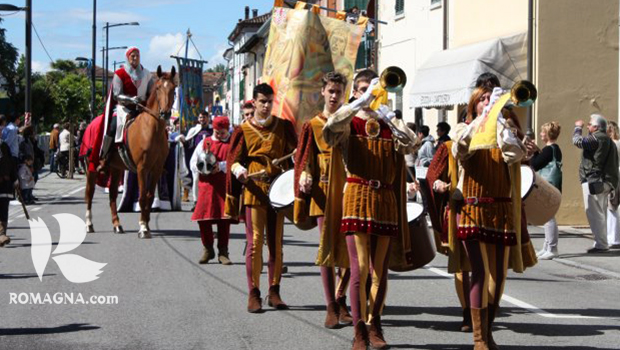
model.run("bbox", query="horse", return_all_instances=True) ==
[84,65,176,239]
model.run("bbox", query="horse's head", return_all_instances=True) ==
[152,65,177,120]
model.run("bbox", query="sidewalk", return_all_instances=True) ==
[527,225,620,279]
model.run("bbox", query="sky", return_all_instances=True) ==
[0,0,274,73]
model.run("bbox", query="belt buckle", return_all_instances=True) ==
[369,179,381,189]
[467,197,478,205]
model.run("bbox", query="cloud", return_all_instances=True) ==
[32,61,51,74]
[67,8,147,23]
[207,44,231,68]
[143,32,201,71]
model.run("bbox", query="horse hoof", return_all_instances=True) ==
[86,225,95,233]
[138,231,151,239]
[114,226,125,234]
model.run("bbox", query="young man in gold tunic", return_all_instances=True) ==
[294,72,353,329]
[225,83,298,314]
[323,70,419,350]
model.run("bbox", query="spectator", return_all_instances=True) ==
[405,122,416,181]
[18,154,36,205]
[573,114,619,253]
[0,141,17,246]
[241,101,255,122]
[0,114,6,135]
[416,125,435,167]
[49,123,60,173]
[76,121,87,174]
[606,121,620,249]
[19,125,35,163]
[1,114,20,162]
[528,121,563,259]
[59,122,72,169]
[436,121,451,146]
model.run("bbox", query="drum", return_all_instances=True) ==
[268,170,316,231]
[406,202,436,270]
[520,165,562,225]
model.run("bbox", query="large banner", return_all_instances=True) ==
[175,57,205,133]
[263,5,367,131]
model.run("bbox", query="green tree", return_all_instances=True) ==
[206,63,226,73]
[0,18,19,111]
[50,73,91,125]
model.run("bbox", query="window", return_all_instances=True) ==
[395,0,405,15]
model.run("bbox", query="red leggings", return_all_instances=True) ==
[198,221,230,250]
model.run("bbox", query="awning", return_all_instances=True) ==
[409,32,527,108]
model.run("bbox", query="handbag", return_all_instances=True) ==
[537,145,562,190]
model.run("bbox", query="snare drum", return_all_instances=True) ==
[268,170,316,231]
[406,202,436,270]
[520,165,562,225]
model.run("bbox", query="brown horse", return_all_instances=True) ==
[84,66,176,238]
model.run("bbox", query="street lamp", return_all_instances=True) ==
[0,2,32,126]
[103,21,139,96]
[75,57,95,120]
[100,46,127,98]
[113,60,125,71]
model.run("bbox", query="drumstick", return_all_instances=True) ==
[272,149,297,166]
[247,169,267,179]
[14,185,30,220]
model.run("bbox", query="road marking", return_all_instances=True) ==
[7,185,86,224]
[425,266,601,319]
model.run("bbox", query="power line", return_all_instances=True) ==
[31,21,54,64]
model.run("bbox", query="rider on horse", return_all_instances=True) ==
[98,46,155,173]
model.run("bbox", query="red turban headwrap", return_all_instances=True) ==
[125,46,140,58]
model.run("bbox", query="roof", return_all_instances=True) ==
[202,72,224,87]
[409,32,527,108]
[77,65,114,80]
[228,12,271,42]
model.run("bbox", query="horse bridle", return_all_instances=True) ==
[138,79,174,120]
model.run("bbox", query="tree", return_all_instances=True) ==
[0,18,20,111]
[206,63,226,73]
[50,73,91,125]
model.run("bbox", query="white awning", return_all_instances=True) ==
[410,33,527,108]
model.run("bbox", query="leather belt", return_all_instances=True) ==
[347,177,392,190]
[464,197,512,205]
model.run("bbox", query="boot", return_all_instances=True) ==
[461,307,472,332]
[96,135,114,174]
[368,316,388,350]
[324,301,340,329]
[0,221,9,247]
[198,246,215,264]
[247,287,262,313]
[218,248,233,265]
[182,188,189,202]
[471,308,490,350]
[338,296,354,325]
[352,320,369,350]
[267,285,289,310]
[487,304,499,350]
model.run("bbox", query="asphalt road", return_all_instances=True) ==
[0,174,619,349]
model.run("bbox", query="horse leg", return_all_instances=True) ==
[84,170,96,233]
[109,168,125,234]
[137,167,152,239]
[145,170,163,232]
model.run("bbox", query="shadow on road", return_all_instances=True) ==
[0,273,56,280]
[0,323,100,336]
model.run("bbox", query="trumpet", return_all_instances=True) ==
[509,80,537,107]
[374,67,414,146]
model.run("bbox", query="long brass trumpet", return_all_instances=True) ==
[380,66,407,92]
[509,80,537,107]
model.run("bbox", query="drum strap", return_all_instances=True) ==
[464,197,511,205]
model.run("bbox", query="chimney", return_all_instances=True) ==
[245,6,250,20]
[252,9,258,18]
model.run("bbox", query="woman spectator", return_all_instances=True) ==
[529,121,563,259]
[606,121,620,249]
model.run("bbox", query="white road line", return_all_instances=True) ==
[425,266,601,319]
[30,207,42,212]
[7,185,86,224]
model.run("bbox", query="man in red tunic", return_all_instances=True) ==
[190,116,233,265]
[98,46,154,173]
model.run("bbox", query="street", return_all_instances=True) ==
[0,170,619,350]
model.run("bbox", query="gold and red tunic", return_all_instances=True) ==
[225,116,297,220]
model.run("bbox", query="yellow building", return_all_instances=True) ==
[379,0,618,225]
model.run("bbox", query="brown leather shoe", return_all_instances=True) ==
[218,248,233,265]
[471,308,490,350]
[338,296,354,325]
[352,320,369,350]
[324,301,340,329]
[461,307,472,332]
[198,246,215,264]
[247,288,262,313]
[0,234,10,247]
[487,304,499,350]
[368,316,388,350]
[267,285,289,310]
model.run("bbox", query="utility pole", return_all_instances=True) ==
[90,0,96,119]
[25,0,32,126]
